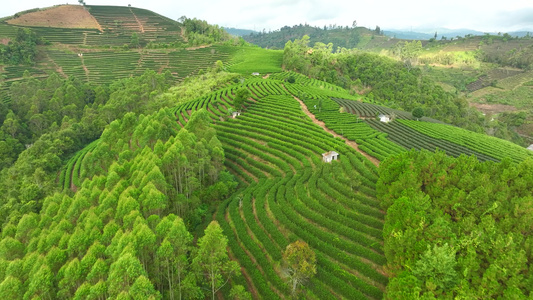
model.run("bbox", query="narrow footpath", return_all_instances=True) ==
[293,96,380,167]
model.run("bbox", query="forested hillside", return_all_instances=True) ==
[242,24,378,49]
[378,150,533,298]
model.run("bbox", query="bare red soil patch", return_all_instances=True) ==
[470,102,517,114]
[7,5,102,31]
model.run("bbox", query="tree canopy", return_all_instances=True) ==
[378,150,533,298]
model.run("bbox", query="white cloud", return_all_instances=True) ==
[2,0,533,32]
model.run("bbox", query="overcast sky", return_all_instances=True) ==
[2,0,533,33]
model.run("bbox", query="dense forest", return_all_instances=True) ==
[378,150,532,298]
[0,107,243,299]
[0,70,175,225]
[242,24,375,49]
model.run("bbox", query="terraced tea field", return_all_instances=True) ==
[0,4,195,102]
[60,73,533,298]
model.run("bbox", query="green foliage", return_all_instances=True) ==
[233,87,251,110]
[0,104,240,298]
[227,46,283,74]
[378,150,533,298]
[193,221,240,300]
[412,107,424,120]
[392,40,423,61]
[398,119,533,163]
[157,70,239,106]
[413,243,458,292]
[0,70,175,229]
[229,285,251,300]
[243,23,361,49]
[282,240,317,294]
[283,36,484,128]
[0,28,42,65]
[287,75,296,83]
[179,16,236,46]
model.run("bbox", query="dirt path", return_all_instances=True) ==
[69,166,77,192]
[129,8,145,33]
[293,96,380,167]
[186,44,213,51]
[469,102,517,114]
[45,53,68,78]
[80,55,90,81]
[180,27,188,42]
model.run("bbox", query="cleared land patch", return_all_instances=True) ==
[6,5,102,30]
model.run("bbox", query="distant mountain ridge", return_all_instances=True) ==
[383,27,532,40]
[240,24,377,49]
[224,27,258,37]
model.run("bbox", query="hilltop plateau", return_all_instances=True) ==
[0,4,532,300]
[6,5,102,30]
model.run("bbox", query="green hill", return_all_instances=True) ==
[55,72,532,299]
[242,24,380,49]
[0,4,532,300]
[0,5,261,104]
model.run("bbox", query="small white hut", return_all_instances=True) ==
[231,111,241,118]
[322,151,339,163]
[527,144,533,151]
[378,114,391,123]
[251,72,260,76]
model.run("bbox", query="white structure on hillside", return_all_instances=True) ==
[322,151,339,163]
[527,144,533,151]
[232,111,241,118]
[252,72,260,76]
[378,114,391,123]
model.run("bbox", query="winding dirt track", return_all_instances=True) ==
[293,96,380,167]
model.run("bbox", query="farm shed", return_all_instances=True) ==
[378,114,391,123]
[251,72,260,76]
[322,151,339,163]
[527,144,533,151]
[232,111,241,118]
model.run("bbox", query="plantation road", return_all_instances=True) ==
[293,95,380,167]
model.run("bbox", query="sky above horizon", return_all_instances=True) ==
[2,0,533,33]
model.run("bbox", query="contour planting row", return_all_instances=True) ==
[213,95,385,298]
[271,71,347,94]
[59,140,99,191]
[290,89,405,161]
[171,79,386,297]
[45,50,86,79]
[398,119,533,163]
[366,119,499,162]
[31,27,92,44]
[334,98,413,120]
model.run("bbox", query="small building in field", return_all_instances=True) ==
[527,144,533,151]
[232,111,241,118]
[322,151,339,163]
[251,72,260,76]
[378,114,391,123]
